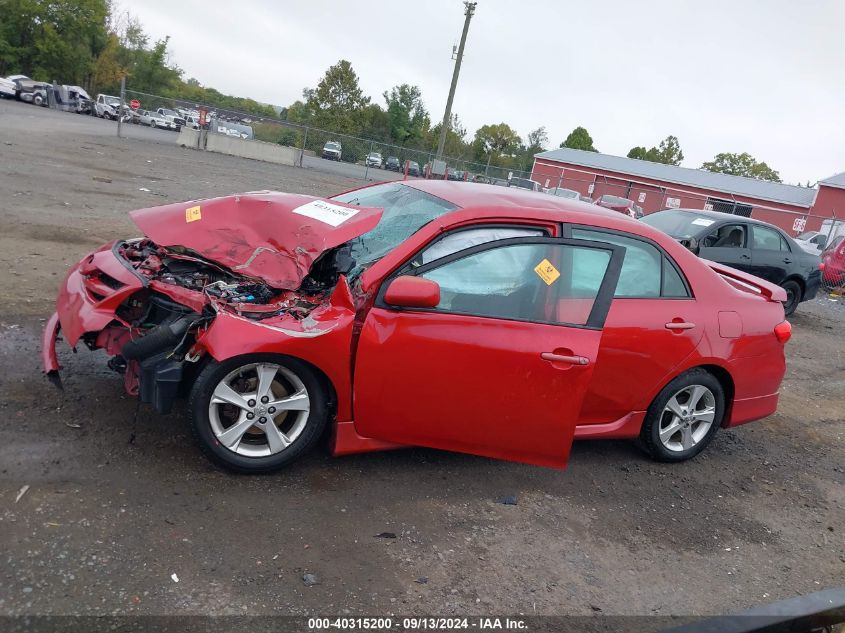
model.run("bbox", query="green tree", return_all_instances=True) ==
[426,113,470,159]
[627,146,650,160]
[472,123,522,166]
[627,135,684,165]
[560,126,597,152]
[0,0,109,84]
[305,59,370,133]
[383,84,430,144]
[701,152,782,182]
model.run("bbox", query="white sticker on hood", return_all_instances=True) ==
[292,200,360,227]
[691,218,715,227]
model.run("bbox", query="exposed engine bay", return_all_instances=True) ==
[73,238,351,414]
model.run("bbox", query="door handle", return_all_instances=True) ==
[541,352,589,366]
[740,254,751,260]
[665,322,696,330]
[783,258,792,264]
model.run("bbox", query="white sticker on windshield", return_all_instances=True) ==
[292,200,360,227]
[691,218,715,227]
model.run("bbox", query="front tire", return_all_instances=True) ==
[188,354,329,473]
[639,369,725,462]
[781,279,801,316]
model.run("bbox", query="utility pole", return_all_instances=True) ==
[435,1,476,161]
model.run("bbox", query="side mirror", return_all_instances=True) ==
[679,237,700,255]
[384,276,440,308]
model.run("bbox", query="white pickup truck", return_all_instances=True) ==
[155,108,186,130]
[94,94,122,119]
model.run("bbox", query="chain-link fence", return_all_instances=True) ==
[112,88,536,183]
[818,219,845,296]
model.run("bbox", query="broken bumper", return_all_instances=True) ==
[42,311,61,375]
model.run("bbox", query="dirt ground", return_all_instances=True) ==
[0,100,843,622]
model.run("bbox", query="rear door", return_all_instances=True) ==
[353,237,624,469]
[569,228,701,424]
[698,222,753,273]
[749,224,792,284]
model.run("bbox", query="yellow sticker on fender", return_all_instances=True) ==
[534,258,560,285]
[185,206,202,223]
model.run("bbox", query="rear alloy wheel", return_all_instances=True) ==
[781,279,801,316]
[639,369,725,462]
[189,355,328,473]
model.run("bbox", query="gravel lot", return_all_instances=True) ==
[0,100,843,622]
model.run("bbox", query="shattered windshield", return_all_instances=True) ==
[331,183,459,279]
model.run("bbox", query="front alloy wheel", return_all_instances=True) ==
[189,355,328,473]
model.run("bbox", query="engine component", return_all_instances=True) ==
[121,315,195,361]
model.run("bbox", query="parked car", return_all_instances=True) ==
[0,74,28,98]
[45,181,793,473]
[794,230,827,254]
[94,94,122,118]
[365,152,383,168]
[507,177,542,192]
[384,156,401,172]
[155,108,186,129]
[641,208,821,315]
[594,194,644,219]
[820,235,845,287]
[322,141,342,161]
[407,161,421,177]
[447,170,466,181]
[184,115,201,130]
[139,110,176,130]
[547,187,581,200]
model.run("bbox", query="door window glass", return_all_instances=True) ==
[662,258,690,297]
[752,226,787,251]
[571,229,661,297]
[417,227,545,265]
[419,242,612,326]
[703,224,746,248]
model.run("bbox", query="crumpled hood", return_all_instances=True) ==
[130,191,382,289]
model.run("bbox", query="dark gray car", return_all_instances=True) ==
[641,208,821,315]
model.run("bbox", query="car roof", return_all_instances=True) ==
[401,179,633,223]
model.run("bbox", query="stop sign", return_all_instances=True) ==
[130,99,140,109]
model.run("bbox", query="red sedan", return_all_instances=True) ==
[43,181,791,473]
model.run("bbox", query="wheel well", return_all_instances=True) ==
[698,364,735,426]
[784,275,805,299]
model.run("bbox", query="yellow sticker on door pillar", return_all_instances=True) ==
[185,206,202,223]
[534,258,560,285]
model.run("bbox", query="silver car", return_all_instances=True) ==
[139,110,176,130]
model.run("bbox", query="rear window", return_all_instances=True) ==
[641,210,716,239]
[599,195,630,205]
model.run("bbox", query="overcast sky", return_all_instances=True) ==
[117,0,843,185]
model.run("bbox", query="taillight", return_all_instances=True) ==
[774,321,792,344]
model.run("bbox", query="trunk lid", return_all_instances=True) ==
[130,191,382,289]
[706,260,787,302]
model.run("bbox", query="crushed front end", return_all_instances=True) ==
[43,192,383,414]
[44,238,345,413]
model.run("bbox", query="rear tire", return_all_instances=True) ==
[639,369,725,462]
[188,354,329,473]
[781,279,801,316]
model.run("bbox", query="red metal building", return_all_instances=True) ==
[531,148,845,235]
